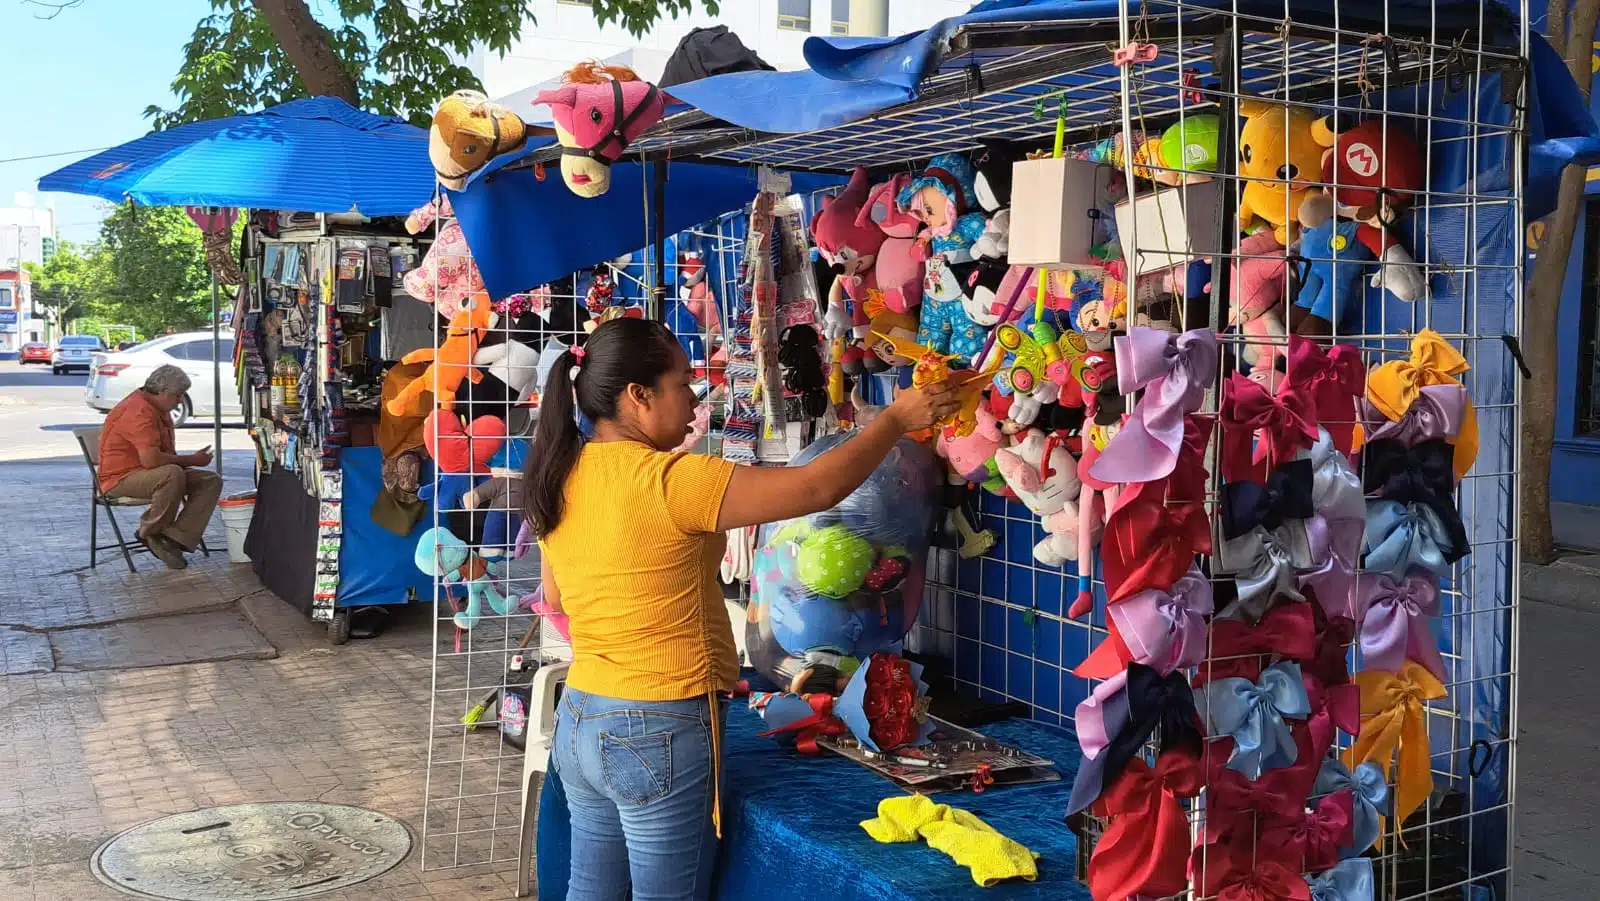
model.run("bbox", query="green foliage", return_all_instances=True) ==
[150,0,716,129]
[24,239,109,323]
[95,205,214,337]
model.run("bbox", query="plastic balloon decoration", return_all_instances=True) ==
[748,435,940,694]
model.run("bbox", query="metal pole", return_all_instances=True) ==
[211,274,222,476]
[651,160,667,320]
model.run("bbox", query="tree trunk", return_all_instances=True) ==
[1521,0,1600,564]
[252,0,358,103]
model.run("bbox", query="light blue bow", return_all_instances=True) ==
[1196,660,1311,780]
[1313,756,1389,856]
[1363,499,1452,578]
[1306,857,1374,901]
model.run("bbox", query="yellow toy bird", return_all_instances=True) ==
[870,332,1000,438]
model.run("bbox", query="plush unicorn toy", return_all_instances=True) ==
[534,62,668,198]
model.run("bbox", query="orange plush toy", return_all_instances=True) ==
[386,292,499,417]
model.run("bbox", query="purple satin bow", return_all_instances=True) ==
[1357,569,1446,681]
[1358,384,1467,447]
[1091,327,1219,484]
[1110,568,1214,674]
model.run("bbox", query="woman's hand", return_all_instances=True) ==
[886,382,962,434]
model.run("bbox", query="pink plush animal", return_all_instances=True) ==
[857,173,926,314]
[1229,230,1290,370]
[813,168,889,343]
[936,404,1005,484]
[678,251,721,334]
[534,62,667,198]
[993,430,1085,567]
[402,220,485,319]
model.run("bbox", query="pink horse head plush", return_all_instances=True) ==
[858,173,926,314]
[1229,229,1289,370]
[534,62,667,198]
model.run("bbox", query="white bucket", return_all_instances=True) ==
[218,493,256,564]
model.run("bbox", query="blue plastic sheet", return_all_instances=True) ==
[336,446,435,609]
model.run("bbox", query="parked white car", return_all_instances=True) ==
[52,334,106,375]
[85,330,241,427]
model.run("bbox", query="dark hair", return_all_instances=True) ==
[523,316,681,538]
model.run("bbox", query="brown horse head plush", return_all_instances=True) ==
[429,90,533,191]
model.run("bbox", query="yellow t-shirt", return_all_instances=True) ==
[541,440,738,701]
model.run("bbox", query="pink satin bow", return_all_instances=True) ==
[1222,372,1319,483]
[1076,567,1213,680]
[1091,327,1219,484]
[1286,336,1364,455]
[1271,790,1355,873]
[1358,570,1447,681]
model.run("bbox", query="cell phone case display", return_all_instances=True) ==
[746,435,940,694]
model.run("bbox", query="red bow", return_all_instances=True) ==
[1286,336,1364,455]
[1088,751,1203,901]
[1306,603,1358,688]
[1200,601,1318,684]
[1265,789,1355,873]
[1221,372,1318,483]
[756,694,847,755]
[1203,712,1336,846]
[1103,416,1214,602]
[1192,838,1312,901]
[1305,672,1363,736]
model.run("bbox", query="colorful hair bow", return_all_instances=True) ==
[1313,756,1390,856]
[1286,336,1364,455]
[1363,499,1469,580]
[1191,838,1312,901]
[1087,750,1203,901]
[1068,664,1201,815]
[1197,661,1312,780]
[1278,790,1355,873]
[1205,716,1331,834]
[1221,371,1319,483]
[1365,329,1478,478]
[1308,428,1366,558]
[1358,383,1467,448]
[1221,457,1315,540]
[1090,326,1219,484]
[1076,567,1212,680]
[1202,600,1317,683]
[1215,519,1317,623]
[1306,857,1375,901]
[1101,484,1211,604]
[1363,438,1457,508]
[1348,662,1447,829]
[1358,570,1446,682]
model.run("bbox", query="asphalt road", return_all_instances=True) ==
[0,360,254,462]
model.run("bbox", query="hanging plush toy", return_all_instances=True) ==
[533,62,668,198]
[858,308,921,374]
[429,91,532,191]
[935,403,1007,490]
[1133,114,1221,185]
[813,167,890,347]
[403,197,487,320]
[678,250,721,334]
[898,153,989,263]
[958,257,1013,328]
[584,268,615,314]
[386,293,498,416]
[970,141,1026,261]
[916,257,987,361]
[472,341,542,406]
[1236,98,1325,244]
[993,430,1087,567]
[415,526,510,630]
[857,173,926,314]
[1228,229,1290,369]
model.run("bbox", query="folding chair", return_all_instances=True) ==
[74,427,210,573]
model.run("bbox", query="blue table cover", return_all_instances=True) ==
[537,701,1090,901]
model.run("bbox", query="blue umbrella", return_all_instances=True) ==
[38,97,435,217]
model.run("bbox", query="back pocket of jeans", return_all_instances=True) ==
[599,731,672,806]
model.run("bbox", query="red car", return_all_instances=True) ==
[19,343,51,364]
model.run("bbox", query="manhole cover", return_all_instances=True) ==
[91,802,412,900]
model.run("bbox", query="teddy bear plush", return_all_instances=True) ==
[1236,98,1325,245]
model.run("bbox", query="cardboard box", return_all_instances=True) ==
[1113,180,1225,275]
[1008,158,1115,267]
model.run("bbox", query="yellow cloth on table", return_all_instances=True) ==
[860,794,1040,887]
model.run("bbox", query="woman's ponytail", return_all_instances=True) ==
[524,349,583,537]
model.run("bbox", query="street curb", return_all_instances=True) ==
[1522,561,1600,614]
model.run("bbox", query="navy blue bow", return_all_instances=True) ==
[1067,663,1201,815]
[1221,457,1315,540]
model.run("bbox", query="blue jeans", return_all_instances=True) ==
[553,687,722,901]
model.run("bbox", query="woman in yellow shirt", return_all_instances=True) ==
[526,317,956,901]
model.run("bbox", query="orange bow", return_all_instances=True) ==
[1346,662,1447,833]
[1365,329,1478,478]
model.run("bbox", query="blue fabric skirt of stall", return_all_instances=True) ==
[537,697,1087,901]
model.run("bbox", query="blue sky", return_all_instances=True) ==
[0,0,215,244]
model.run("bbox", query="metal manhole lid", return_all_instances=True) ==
[91,802,412,901]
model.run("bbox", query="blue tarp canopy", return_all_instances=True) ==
[38,97,435,218]
[453,0,1600,299]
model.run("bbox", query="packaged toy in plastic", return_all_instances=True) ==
[748,434,940,694]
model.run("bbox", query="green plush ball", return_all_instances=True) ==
[795,525,876,599]
[1161,114,1220,174]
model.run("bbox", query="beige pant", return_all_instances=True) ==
[107,465,224,551]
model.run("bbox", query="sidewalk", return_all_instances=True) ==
[0,451,517,900]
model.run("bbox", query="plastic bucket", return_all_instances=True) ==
[218,492,257,564]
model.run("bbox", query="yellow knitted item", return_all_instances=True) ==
[860,795,1040,887]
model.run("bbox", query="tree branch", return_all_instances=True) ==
[250,0,358,103]
[21,0,84,19]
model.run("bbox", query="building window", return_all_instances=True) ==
[0,287,12,311]
[831,0,850,34]
[778,0,810,32]
[1579,203,1600,436]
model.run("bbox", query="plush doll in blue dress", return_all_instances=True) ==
[917,257,987,361]
[897,152,990,263]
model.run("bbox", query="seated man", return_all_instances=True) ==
[98,364,222,569]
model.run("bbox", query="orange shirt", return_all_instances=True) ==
[539,440,737,702]
[99,391,176,492]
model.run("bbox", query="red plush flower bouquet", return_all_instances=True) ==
[837,652,931,751]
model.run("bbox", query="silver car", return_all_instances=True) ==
[52,334,106,375]
[85,330,241,427]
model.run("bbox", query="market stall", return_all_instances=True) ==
[414,0,1597,897]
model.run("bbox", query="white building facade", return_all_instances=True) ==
[0,195,57,355]
[475,0,972,105]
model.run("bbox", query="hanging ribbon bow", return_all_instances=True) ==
[1087,750,1203,901]
[1358,383,1468,448]
[1068,664,1201,815]
[1091,327,1219,484]
[1101,487,1211,604]
[1077,567,1212,680]
[1286,336,1364,455]
[1203,600,1317,684]
[1364,438,1458,509]
[1192,839,1312,901]
[1277,790,1356,873]
[1313,756,1390,857]
[1348,662,1447,829]
[1215,519,1318,623]
[1306,600,1358,687]
[1221,457,1315,540]
[1366,329,1478,478]
[1306,857,1375,901]
[1363,499,1469,580]
[1197,661,1313,780]
[1222,371,1319,483]
[1309,428,1366,557]
[1206,718,1330,831]
[1358,570,1446,682]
